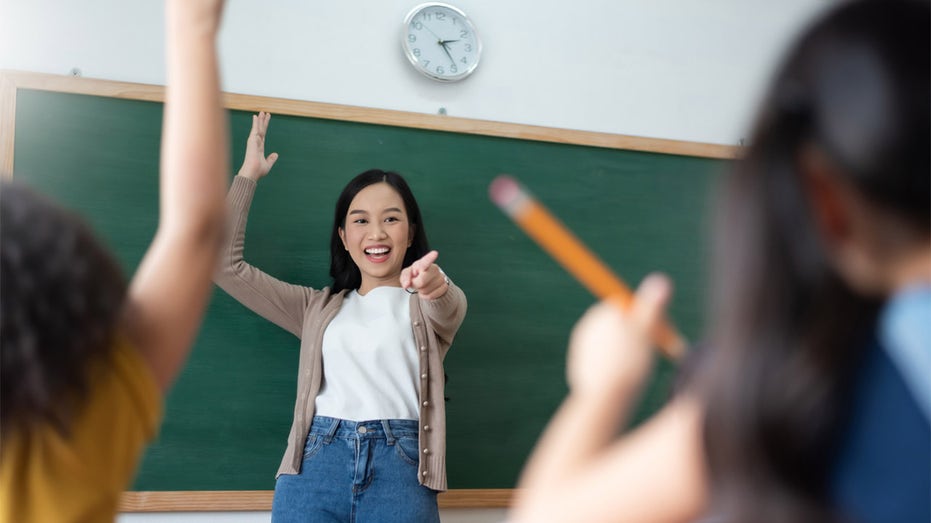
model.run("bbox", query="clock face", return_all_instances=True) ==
[401,3,481,82]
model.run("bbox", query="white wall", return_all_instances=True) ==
[0,0,828,145]
[2,1,828,521]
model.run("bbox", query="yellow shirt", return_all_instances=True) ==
[0,335,163,522]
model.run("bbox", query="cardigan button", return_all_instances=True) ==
[423,448,430,454]
[421,373,428,379]
[423,425,431,431]
[422,471,428,477]
[420,345,426,352]
[413,320,420,326]
[422,400,430,407]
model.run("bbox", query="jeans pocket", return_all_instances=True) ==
[302,434,325,461]
[394,436,421,466]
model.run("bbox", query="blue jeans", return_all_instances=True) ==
[271,416,440,523]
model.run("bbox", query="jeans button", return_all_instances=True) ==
[358,426,367,434]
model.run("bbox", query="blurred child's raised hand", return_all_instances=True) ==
[167,0,225,35]
[567,273,673,399]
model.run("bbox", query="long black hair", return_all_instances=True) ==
[329,169,431,292]
[1,181,127,437]
[696,1,930,521]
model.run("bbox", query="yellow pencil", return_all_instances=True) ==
[489,174,686,360]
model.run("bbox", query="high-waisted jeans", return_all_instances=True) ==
[271,416,439,523]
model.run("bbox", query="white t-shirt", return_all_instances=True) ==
[314,286,420,421]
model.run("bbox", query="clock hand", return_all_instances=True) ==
[422,24,444,43]
[439,41,456,66]
[420,21,460,67]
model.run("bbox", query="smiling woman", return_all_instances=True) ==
[212,112,468,523]
[331,170,430,295]
[341,183,410,275]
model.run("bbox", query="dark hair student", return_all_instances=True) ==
[330,169,431,293]
[214,112,467,523]
[702,0,929,520]
[509,1,930,522]
[0,0,231,520]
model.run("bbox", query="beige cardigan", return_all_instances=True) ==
[214,176,467,491]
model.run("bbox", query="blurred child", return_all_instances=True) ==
[0,0,230,520]
[510,1,930,522]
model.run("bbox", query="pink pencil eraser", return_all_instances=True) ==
[489,175,522,208]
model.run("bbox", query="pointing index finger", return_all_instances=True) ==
[415,250,439,272]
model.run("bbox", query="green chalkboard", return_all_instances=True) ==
[11,87,727,491]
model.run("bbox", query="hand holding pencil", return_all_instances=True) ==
[567,275,673,397]
[489,174,686,360]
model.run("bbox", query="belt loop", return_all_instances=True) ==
[381,420,395,445]
[322,417,339,444]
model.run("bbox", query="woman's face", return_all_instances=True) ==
[338,182,412,294]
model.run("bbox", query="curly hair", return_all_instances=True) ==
[1,180,127,437]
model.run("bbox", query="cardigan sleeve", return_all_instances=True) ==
[213,175,322,338]
[419,279,467,350]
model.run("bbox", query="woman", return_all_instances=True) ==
[0,0,230,520]
[214,112,467,522]
[510,1,929,522]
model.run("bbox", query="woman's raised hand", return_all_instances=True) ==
[400,250,449,300]
[237,111,279,181]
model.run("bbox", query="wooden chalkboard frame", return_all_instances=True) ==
[0,70,735,511]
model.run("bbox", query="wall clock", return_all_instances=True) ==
[401,3,482,82]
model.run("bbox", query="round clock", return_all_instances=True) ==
[401,3,482,82]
